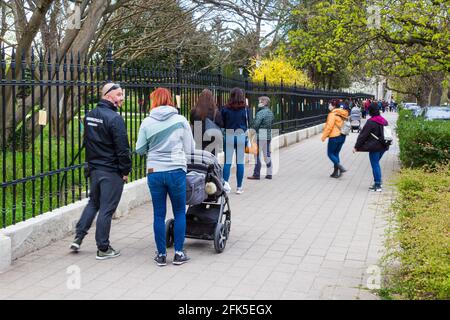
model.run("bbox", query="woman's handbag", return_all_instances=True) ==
[244,107,258,154]
[245,133,258,155]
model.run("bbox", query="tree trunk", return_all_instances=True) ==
[46,0,109,137]
[417,82,432,107]
[0,0,54,147]
[430,72,445,105]
[430,82,443,105]
[3,0,109,145]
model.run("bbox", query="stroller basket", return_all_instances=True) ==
[185,204,221,240]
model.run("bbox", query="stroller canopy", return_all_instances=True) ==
[350,107,362,121]
[186,149,224,191]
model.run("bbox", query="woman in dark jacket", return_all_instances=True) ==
[221,87,250,194]
[190,89,224,155]
[354,103,389,192]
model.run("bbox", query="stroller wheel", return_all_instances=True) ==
[165,219,174,248]
[214,223,227,253]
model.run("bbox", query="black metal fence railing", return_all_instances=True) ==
[0,47,373,228]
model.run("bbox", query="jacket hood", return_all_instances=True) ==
[332,108,349,118]
[150,105,179,121]
[370,115,388,126]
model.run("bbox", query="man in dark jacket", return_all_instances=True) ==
[70,83,132,260]
[354,103,389,192]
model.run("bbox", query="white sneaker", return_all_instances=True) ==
[236,187,244,194]
[223,181,231,194]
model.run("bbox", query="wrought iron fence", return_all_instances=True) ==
[0,47,373,228]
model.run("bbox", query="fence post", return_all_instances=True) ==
[217,65,222,107]
[280,77,284,133]
[106,46,113,82]
[175,53,182,113]
[244,69,249,93]
[176,54,182,90]
[294,80,298,130]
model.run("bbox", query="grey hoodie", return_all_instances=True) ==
[135,106,195,172]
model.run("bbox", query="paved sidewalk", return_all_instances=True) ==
[0,113,399,300]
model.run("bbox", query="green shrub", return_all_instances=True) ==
[396,110,450,168]
[383,165,450,299]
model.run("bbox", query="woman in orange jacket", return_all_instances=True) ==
[321,100,349,178]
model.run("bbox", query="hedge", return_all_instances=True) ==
[396,109,450,168]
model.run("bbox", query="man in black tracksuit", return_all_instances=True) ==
[70,83,132,260]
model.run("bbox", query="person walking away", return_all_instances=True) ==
[363,99,371,119]
[382,99,388,113]
[190,89,224,155]
[389,99,395,112]
[247,96,274,180]
[70,83,131,260]
[221,87,250,194]
[136,88,195,266]
[377,100,383,112]
[321,99,349,178]
[353,103,390,192]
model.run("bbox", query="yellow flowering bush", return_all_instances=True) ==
[250,56,313,88]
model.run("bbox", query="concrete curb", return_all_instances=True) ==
[0,233,11,272]
[0,122,324,271]
[0,178,149,271]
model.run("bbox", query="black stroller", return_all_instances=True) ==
[165,150,231,253]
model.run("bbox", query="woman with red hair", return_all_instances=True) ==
[136,87,195,266]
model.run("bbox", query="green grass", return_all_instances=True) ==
[381,165,450,300]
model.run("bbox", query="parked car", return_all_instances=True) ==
[419,106,450,121]
[402,102,419,110]
[409,105,423,117]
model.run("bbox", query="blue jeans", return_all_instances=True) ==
[147,169,186,254]
[369,151,385,185]
[223,134,245,188]
[327,135,346,165]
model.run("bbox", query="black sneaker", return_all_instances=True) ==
[70,237,82,252]
[154,252,167,267]
[369,184,383,192]
[265,175,272,180]
[173,251,190,265]
[96,246,121,260]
